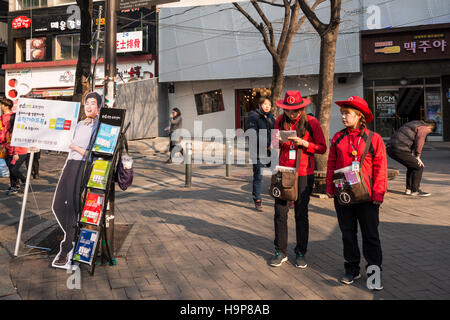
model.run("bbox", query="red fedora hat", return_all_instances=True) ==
[276,90,311,110]
[335,96,374,123]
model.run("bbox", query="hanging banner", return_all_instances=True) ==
[10,98,80,152]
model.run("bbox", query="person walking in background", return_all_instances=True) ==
[246,96,275,211]
[270,91,326,268]
[386,119,436,197]
[0,97,29,196]
[326,96,387,290]
[166,107,183,164]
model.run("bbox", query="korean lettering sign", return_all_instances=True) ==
[362,25,450,63]
[116,31,143,53]
[10,98,80,152]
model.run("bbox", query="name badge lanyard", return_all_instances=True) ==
[349,135,361,171]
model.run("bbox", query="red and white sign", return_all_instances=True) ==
[12,16,31,29]
[116,31,143,53]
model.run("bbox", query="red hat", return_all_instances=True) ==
[276,90,311,110]
[335,96,374,123]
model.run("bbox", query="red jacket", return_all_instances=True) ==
[0,113,28,156]
[274,114,326,176]
[326,127,388,202]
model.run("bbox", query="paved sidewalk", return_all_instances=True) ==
[0,139,449,300]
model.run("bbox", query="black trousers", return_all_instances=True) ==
[6,154,29,188]
[52,160,86,257]
[274,175,314,255]
[387,148,423,192]
[169,136,183,160]
[334,199,383,276]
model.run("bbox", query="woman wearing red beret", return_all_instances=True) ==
[326,96,387,290]
[270,91,326,268]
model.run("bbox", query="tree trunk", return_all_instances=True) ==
[316,28,339,173]
[271,59,285,117]
[73,0,93,120]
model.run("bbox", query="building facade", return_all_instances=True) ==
[3,0,157,102]
[159,0,450,140]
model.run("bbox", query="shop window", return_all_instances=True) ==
[194,89,225,116]
[26,38,46,61]
[15,38,26,63]
[54,34,80,60]
[17,0,47,10]
[425,77,440,85]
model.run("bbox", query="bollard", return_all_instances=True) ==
[185,142,192,187]
[225,139,232,177]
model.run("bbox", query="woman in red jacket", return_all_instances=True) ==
[0,98,29,195]
[270,91,326,268]
[326,96,387,290]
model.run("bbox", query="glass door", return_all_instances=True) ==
[424,86,443,136]
[374,89,398,137]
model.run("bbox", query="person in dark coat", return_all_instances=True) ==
[386,120,436,196]
[246,96,275,211]
[166,107,183,163]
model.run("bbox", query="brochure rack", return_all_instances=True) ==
[73,108,127,276]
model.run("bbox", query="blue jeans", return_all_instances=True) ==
[252,161,264,202]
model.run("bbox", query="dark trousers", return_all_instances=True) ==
[52,160,85,257]
[334,199,382,276]
[31,151,40,178]
[6,154,29,188]
[387,148,423,192]
[274,175,314,255]
[252,161,263,202]
[169,138,183,160]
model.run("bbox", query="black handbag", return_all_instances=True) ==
[333,131,373,206]
[269,148,301,201]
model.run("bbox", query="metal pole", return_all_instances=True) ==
[104,0,117,261]
[14,151,34,256]
[226,139,232,177]
[104,0,116,109]
[185,142,192,187]
[91,5,103,90]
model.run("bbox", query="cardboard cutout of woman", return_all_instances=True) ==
[51,92,102,269]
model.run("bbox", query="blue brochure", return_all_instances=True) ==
[73,228,99,265]
[93,123,120,154]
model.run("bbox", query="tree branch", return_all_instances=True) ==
[251,0,275,48]
[257,0,285,8]
[232,2,281,65]
[298,0,327,35]
[276,0,292,55]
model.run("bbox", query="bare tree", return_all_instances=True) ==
[299,0,341,175]
[233,0,325,113]
[72,0,93,116]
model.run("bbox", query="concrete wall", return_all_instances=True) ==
[116,78,169,140]
[167,74,363,138]
[159,0,361,82]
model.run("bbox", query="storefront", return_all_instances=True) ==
[4,2,156,101]
[362,23,450,141]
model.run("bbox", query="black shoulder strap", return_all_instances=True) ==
[334,129,349,148]
[360,130,374,165]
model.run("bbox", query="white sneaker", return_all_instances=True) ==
[405,189,411,195]
[411,190,431,197]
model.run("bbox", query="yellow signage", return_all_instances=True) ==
[374,46,401,54]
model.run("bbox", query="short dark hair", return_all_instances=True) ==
[424,119,437,132]
[258,96,271,106]
[1,97,14,109]
[84,92,102,109]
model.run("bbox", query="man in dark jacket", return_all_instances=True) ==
[386,119,436,196]
[246,97,275,211]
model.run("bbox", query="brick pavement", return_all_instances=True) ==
[0,139,449,300]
